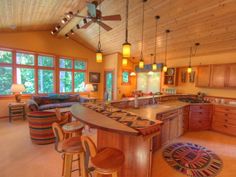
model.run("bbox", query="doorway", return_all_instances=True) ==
[104,71,114,101]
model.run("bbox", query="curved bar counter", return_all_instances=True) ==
[71,103,161,177]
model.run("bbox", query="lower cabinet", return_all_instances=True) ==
[156,109,184,148]
[212,105,236,136]
[189,105,212,131]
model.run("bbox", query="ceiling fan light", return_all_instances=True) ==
[139,59,144,69]
[152,63,157,71]
[187,66,192,73]
[163,65,168,72]
[61,18,68,24]
[122,58,128,66]
[122,42,131,58]
[96,51,103,63]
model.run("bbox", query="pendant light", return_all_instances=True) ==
[187,42,200,73]
[152,15,160,71]
[139,0,147,69]
[122,0,131,66]
[96,2,103,63]
[163,29,170,72]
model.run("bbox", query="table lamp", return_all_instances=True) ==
[85,84,94,98]
[10,84,26,102]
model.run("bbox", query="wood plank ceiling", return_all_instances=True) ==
[0,0,236,63]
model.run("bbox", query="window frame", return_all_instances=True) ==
[0,47,88,97]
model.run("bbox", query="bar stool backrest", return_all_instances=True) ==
[52,122,64,153]
[81,136,97,158]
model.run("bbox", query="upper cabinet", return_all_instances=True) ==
[210,64,227,88]
[196,63,236,89]
[227,64,236,88]
[196,65,211,87]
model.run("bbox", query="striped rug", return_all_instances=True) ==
[163,142,223,177]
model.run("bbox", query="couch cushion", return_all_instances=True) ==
[38,102,77,111]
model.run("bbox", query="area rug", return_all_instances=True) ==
[163,142,223,177]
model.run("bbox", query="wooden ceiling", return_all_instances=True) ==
[1,0,236,63]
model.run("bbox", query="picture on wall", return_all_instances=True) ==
[92,84,98,92]
[189,71,195,83]
[89,72,100,83]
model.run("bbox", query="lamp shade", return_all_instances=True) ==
[122,58,128,66]
[10,84,25,93]
[187,67,192,73]
[96,51,103,63]
[122,42,131,58]
[130,72,136,76]
[163,65,168,72]
[139,60,144,69]
[152,63,157,71]
[85,84,94,92]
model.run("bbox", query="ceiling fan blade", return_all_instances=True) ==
[81,20,93,29]
[97,21,112,31]
[87,3,97,17]
[101,15,121,21]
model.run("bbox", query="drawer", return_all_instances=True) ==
[190,112,211,119]
[157,110,178,120]
[213,114,236,125]
[214,105,236,114]
[214,111,236,120]
[212,121,236,136]
[189,118,210,131]
[190,105,212,113]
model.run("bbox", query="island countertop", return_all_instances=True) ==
[71,103,140,135]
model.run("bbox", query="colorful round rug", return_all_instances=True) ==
[163,142,223,177]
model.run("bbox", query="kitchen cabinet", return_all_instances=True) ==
[212,105,236,136]
[196,65,211,87]
[156,109,182,147]
[189,104,213,131]
[227,64,236,88]
[183,106,189,133]
[210,64,227,88]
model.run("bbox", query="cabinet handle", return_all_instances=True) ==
[224,119,228,122]
[199,112,202,114]
[225,113,228,116]
[224,125,228,128]
[199,121,202,123]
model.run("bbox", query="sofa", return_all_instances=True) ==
[27,111,70,145]
[27,94,89,111]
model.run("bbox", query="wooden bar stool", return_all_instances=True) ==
[52,122,86,177]
[62,121,84,139]
[81,136,125,177]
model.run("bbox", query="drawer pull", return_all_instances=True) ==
[224,125,228,128]
[225,114,228,116]
[199,112,202,114]
[198,121,202,123]
[224,119,228,122]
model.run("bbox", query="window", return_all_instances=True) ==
[137,72,161,93]
[38,69,54,93]
[122,71,130,84]
[0,48,87,96]
[0,50,13,95]
[59,58,86,93]
[38,55,54,67]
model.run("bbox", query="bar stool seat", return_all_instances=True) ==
[92,148,124,174]
[62,121,84,138]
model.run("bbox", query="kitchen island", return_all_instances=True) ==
[71,103,162,177]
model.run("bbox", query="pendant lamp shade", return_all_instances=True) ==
[122,58,128,66]
[152,63,157,71]
[187,66,192,73]
[96,50,103,63]
[163,65,168,72]
[139,59,144,69]
[122,42,131,58]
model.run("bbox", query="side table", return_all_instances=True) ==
[8,102,26,122]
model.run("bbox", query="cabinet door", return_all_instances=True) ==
[196,65,211,87]
[227,64,236,88]
[211,65,227,88]
[169,117,178,140]
[161,119,170,146]
[178,114,184,136]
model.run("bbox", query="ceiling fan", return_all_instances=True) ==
[68,1,121,31]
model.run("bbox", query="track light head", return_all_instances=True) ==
[155,15,160,20]
[61,18,68,24]
[65,34,69,39]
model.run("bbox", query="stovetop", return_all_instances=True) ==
[179,98,210,103]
